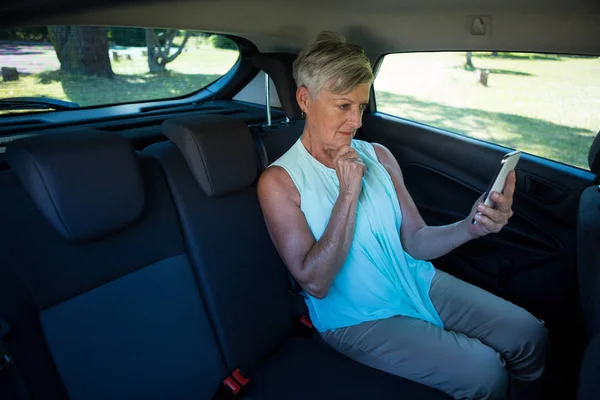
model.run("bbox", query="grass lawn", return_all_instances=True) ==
[375,52,600,169]
[0,46,239,108]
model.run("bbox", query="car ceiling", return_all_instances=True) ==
[1,0,599,59]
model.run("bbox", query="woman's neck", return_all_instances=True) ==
[300,129,338,169]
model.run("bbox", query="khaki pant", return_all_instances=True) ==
[321,269,549,400]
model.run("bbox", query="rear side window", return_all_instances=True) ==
[0,26,240,112]
[374,52,600,170]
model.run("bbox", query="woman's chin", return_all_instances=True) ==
[335,133,354,144]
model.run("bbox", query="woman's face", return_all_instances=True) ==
[298,82,371,152]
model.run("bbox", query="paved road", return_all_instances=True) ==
[0,43,146,75]
[0,44,59,74]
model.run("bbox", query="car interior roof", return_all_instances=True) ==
[3,0,600,57]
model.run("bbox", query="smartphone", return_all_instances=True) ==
[472,150,521,224]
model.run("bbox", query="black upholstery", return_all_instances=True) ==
[248,337,449,400]
[0,258,68,400]
[1,155,184,310]
[148,115,452,399]
[250,125,269,172]
[5,131,144,242]
[145,140,295,372]
[589,132,600,175]
[40,254,223,400]
[578,335,600,400]
[163,115,258,197]
[1,132,229,400]
[1,121,452,399]
[578,130,600,338]
[578,185,600,338]
[577,132,600,397]
[252,53,302,121]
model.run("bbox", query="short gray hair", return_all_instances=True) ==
[293,31,374,95]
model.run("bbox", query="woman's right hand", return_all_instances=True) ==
[333,145,366,199]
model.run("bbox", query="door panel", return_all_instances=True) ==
[361,112,597,399]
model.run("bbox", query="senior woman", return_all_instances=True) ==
[257,32,548,400]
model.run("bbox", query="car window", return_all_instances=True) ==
[374,52,600,170]
[0,26,240,114]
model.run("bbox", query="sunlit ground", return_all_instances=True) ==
[375,52,600,169]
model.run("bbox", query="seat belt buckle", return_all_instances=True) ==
[222,376,241,396]
[296,315,317,340]
[219,368,251,398]
[300,315,314,330]
[231,369,250,386]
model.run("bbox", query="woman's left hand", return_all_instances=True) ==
[466,170,516,238]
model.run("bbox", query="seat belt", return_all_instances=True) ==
[0,318,30,399]
[249,125,269,173]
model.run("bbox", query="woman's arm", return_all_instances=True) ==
[257,146,365,299]
[372,143,515,261]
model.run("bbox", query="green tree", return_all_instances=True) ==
[0,27,48,41]
[210,35,237,50]
[108,27,146,47]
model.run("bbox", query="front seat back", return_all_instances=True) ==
[578,131,600,338]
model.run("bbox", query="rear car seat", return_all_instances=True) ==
[147,114,451,399]
[0,131,229,400]
[577,132,600,400]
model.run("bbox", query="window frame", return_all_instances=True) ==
[371,50,600,171]
[0,31,258,129]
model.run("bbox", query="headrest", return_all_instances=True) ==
[162,115,257,196]
[252,52,302,121]
[589,132,600,176]
[6,131,144,242]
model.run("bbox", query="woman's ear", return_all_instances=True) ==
[296,86,311,114]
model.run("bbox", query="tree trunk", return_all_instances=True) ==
[147,47,166,73]
[145,28,190,73]
[49,26,113,78]
[146,29,166,73]
[466,52,474,69]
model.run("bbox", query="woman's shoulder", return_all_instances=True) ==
[258,164,301,206]
[354,140,392,158]
[352,139,378,158]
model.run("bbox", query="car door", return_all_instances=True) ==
[360,51,599,399]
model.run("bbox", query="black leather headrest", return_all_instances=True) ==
[6,131,144,242]
[252,52,302,121]
[162,115,257,196]
[589,132,600,176]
